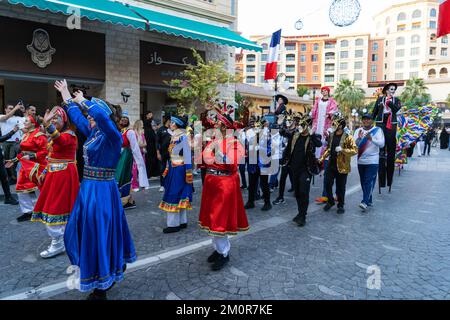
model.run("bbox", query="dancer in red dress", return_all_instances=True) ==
[31,106,80,258]
[6,115,48,222]
[199,109,249,271]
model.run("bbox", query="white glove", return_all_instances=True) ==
[309,128,315,135]
[335,146,342,153]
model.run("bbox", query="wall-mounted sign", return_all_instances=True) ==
[140,41,205,87]
[26,29,56,68]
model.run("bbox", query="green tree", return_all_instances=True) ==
[333,79,366,117]
[400,77,431,107]
[446,93,450,106]
[165,49,236,115]
[297,85,309,97]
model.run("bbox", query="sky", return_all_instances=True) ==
[237,0,418,38]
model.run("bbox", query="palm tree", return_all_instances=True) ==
[400,77,431,107]
[297,85,309,98]
[333,79,366,117]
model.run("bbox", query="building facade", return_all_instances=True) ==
[0,0,257,122]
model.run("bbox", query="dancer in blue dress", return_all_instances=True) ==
[54,80,136,300]
[159,115,193,234]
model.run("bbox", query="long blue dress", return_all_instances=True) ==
[63,99,137,292]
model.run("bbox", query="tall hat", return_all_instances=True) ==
[275,94,289,105]
[298,113,313,128]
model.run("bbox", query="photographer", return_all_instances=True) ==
[0,102,26,184]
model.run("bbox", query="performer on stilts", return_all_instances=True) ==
[5,115,48,222]
[31,106,79,258]
[55,80,136,300]
[199,109,249,271]
[372,83,401,193]
[159,115,193,234]
[115,111,149,210]
[311,86,338,205]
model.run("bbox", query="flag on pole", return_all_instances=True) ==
[264,29,282,81]
[437,0,450,38]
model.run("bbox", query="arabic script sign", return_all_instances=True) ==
[140,41,205,87]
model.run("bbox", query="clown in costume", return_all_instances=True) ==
[31,106,80,258]
[55,80,136,300]
[199,109,248,271]
[6,115,48,222]
[115,111,149,210]
[159,115,193,234]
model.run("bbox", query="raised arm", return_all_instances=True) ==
[0,126,18,142]
[0,104,21,122]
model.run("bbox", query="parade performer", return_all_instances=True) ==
[159,115,193,234]
[115,111,149,209]
[353,114,385,211]
[320,113,358,214]
[311,86,338,204]
[274,94,288,115]
[55,80,136,300]
[372,83,401,193]
[199,110,248,271]
[5,115,48,222]
[283,114,321,226]
[244,117,273,211]
[31,107,79,258]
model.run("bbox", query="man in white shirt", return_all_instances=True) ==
[0,103,25,183]
[354,114,385,211]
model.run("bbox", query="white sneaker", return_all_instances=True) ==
[359,202,368,211]
[159,186,165,192]
[40,237,65,259]
[144,186,151,190]
[132,188,140,193]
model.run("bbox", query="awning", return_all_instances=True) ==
[7,0,261,52]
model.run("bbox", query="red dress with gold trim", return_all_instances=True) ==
[15,129,48,193]
[32,130,80,226]
[199,137,249,236]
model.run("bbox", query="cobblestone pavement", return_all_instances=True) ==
[1,148,449,300]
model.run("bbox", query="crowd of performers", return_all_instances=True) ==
[1,79,422,300]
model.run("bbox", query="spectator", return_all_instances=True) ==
[0,124,20,205]
[423,129,434,156]
[131,120,149,192]
[143,111,159,178]
[156,115,172,192]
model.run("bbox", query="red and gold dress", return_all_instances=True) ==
[15,128,48,193]
[199,136,249,236]
[32,130,79,226]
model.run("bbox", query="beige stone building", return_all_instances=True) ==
[0,0,259,122]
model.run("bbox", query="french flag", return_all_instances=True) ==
[264,29,282,81]
[437,0,450,38]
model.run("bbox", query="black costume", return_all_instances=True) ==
[440,128,449,149]
[372,87,402,192]
[144,119,159,178]
[0,129,19,204]
[156,122,172,186]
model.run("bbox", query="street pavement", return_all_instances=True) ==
[0,147,450,300]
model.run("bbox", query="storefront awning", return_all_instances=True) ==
[8,0,261,52]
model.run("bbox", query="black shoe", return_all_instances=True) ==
[163,226,181,234]
[261,202,272,211]
[180,223,187,229]
[4,196,18,205]
[123,202,137,210]
[86,289,107,300]
[244,202,255,209]
[288,188,294,193]
[337,207,345,214]
[211,254,229,271]
[295,215,306,227]
[17,212,32,222]
[255,194,262,201]
[240,185,247,189]
[323,203,334,212]
[207,251,221,263]
[272,198,285,205]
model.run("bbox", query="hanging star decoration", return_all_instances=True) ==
[329,0,361,27]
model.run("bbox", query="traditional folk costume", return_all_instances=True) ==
[320,114,358,214]
[115,111,149,209]
[31,107,80,258]
[63,98,136,293]
[12,116,48,222]
[372,83,402,193]
[159,116,193,234]
[199,111,249,271]
[283,114,322,226]
[131,130,147,190]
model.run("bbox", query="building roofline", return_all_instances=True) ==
[373,0,439,19]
